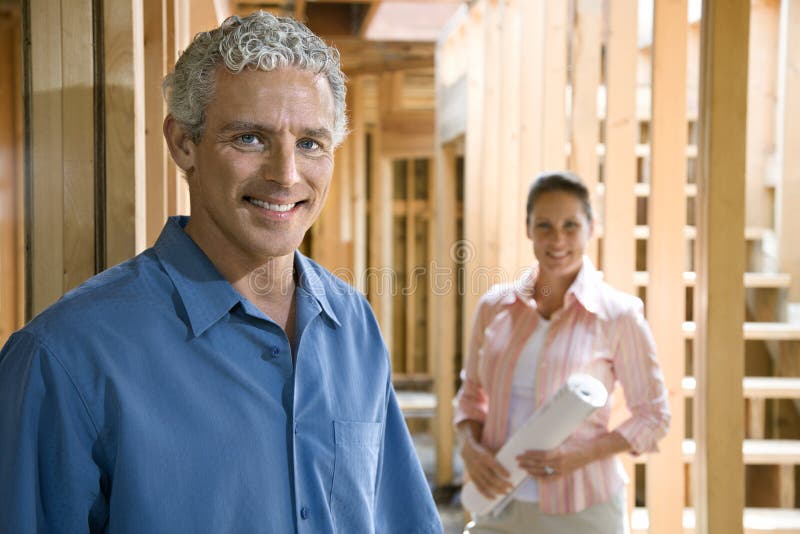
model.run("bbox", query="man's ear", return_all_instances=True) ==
[163,115,197,173]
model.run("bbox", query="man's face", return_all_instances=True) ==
[173,66,336,265]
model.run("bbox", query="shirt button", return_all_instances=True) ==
[300,506,309,520]
[270,345,280,356]
[294,423,299,435]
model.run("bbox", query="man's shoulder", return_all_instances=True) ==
[298,254,368,306]
[24,249,170,340]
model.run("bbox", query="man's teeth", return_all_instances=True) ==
[247,197,296,212]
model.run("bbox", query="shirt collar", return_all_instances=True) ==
[293,252,341,328]
[512,255,607,319]
[154,216,341,336]
[154,216,242,337]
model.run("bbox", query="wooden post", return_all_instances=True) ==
[104,0,146,266]
[603,0,638,522]
[349,76,368,294]
[517,0,545,269]
[144,0,169,245]
[693,1,749,532]
[646,0,687,532]
[462,1,485,351]
[776,0,800,301]
[569,0,601,264]
[542,0,568,170]
[0,8,23,341]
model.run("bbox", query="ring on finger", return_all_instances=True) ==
[543,465,554,476]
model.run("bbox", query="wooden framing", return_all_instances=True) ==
[349,76,368,294]
[0,7,23,342]
[602,0,638,519]
[646,0,688,531]
[776,0,800,302]
[104,0,146,266]
[568,0,601,264]
[693,1,750,532]
[542,0,568,169]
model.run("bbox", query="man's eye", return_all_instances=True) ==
[298,139,320,150]
[239,134,260,145]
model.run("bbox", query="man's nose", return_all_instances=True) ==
[266,144,300,186]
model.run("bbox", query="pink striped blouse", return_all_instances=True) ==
[454,257,670,514]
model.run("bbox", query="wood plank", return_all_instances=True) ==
[477,0,500,291]
[461,0,485,355]
[682,376,800,398]
[633,439,800,465]
[144,0,168,245]
[541,0,567,169]
[646,1,688,530]
[61,0,96,292]
[682,321,800,341]
[568,0,601,264]
[29,0,65,316]
[746,0,779,229]
[437,74,466,144]
[633,271,791,289]
[105,0,146,266]
[430,143,457,485]
[603,0,638,520]
[405,160,416,375]
[0,11,22,341]
[517,0,545,269]
[349,76,367,294]
[777,0,800,301]
[693,2,750,532]
[497,0,521,277]
[631,507,800,534]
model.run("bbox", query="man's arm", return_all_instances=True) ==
[373,380,443,534]
[0,331,106,532]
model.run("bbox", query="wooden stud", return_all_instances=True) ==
[461,1,485,351]
[350,76,368,294]
[693,1,749,532]
[28,0,65,316]
[542,0,568,169]
[646,0,688,531]
[568,0,601,264]
[497,0,521,278]
[144,0,169,245]
[603,0,638,521]
[517,0,545,269]
[405,160,416,375]
[104,0,146,266]
[777,0,800,301]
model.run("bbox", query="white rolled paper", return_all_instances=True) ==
[461,373,609,517]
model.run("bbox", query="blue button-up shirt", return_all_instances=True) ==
[0,217,442,533]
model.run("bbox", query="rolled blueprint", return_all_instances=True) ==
[461,373,609,517]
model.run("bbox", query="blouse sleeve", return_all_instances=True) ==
[610,299,671,455]
[453,295,492,427]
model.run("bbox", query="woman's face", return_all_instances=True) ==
[527,190,593,280]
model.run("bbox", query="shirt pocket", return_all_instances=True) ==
[330,420,382,533]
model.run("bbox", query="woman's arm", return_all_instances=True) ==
[516,430,630,479]
[457,419,513,498]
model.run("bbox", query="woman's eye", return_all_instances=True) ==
[298,139,320,151]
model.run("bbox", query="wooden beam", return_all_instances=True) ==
[646,0,688,532]
[28,0,66,315]
[693,1,749,532]
[105,0,146,266]
[144,0,169,245]
[349,76,368,294]
[569,0,601,264]
[462,0,485,352]
[293,0,306,22]
[603,0,638,522]
[777,0,800,301]
[497,0,521,277]
[542,0,567,169]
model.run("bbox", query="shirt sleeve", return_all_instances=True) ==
[453,295,491,426]
[609,301,672,455]
[373,378,443,534]
[0,331,107,532]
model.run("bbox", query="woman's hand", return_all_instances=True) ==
[461,436,514,499]
[516,436,596,479]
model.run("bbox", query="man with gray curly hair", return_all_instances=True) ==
[0,11,442,534]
